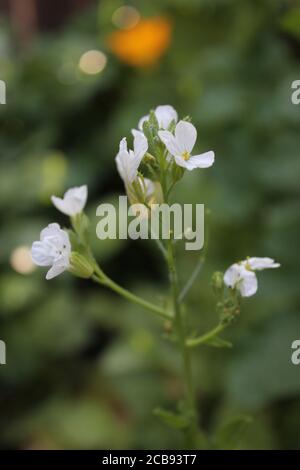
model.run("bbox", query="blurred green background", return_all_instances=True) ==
[0,0,300,450]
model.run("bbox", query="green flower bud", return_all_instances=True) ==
[211,271,224,296]
[69,252,94,279]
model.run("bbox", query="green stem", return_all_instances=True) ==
[179,255,205,303]
[186,323,226,348]
[91,274,172,320]
[159,160,198,446]
[166,239,198,447]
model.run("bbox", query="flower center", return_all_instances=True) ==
[182,150,190,161]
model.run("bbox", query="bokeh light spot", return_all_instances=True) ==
[112,6,140,30]
[10,246,36,275]
[79,50,107,75]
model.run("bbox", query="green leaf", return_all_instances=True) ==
[153,408,189,430]
[214,415,253,450]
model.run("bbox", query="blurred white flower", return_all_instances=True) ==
[224,257,280,297]
[51,185,87,216]
[158,120,215,170]
[31,223,71,280]
[116,132,148,185]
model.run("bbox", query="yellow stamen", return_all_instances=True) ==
[182,151,190,161]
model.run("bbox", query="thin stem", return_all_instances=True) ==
[179,255,205,303]
[186,323,226,348]
[91,274,172,320]
[149,226,168,259]
[166,240,198,447]
[162,168,198,446]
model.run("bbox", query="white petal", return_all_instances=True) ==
[155,105,178,129]
[247,257,280,271]
[119,137,128,153]
[51,185,87,216]
[116,151,137,184]
[46,262,67,280]
[64,185,87,215]
[174,151,215,171]
[158,130,182,157]
[40,223,61,241]
[31,241,53,266]
[224,264,241,288]
[133,131,148,164]
[174,155,189,169]
[41,223,71,257]
[239,271,258,297]
[131,129,144,139]
[175,121,197,154]
[116,151,128,183]
[51,196,73,216]
[138,115,149,131]
[187,151,215,169]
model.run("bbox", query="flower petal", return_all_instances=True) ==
[40,223,61,241]
[175,121,197,154]
[119,137,128,153]
[138,115,149,131]
[64,185,87,215]
[158,130,182,157]
[247,257,280,270]
[116,150,133,184]
[51,196,72,216]
[224,263,241,288]
[46,262,67,280]
[31,241,53,266]
[187,151,215,169]
[133,131,148,164]
[131,129,144,139]
[239,271,258,297]
[155,105,177,129]
[51,186,87,216]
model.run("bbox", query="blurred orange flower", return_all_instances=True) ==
[107,17,172,67]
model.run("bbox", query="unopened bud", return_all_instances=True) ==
[211,271,224,296]
[69,252,94,279]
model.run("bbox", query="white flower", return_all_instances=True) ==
[116,132,148,185]
[158,120,215,170]
[31,223,71,280]
[51,185,87,216]
[138,105,178,131]
[224,257,280,297]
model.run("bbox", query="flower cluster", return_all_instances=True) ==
[115,104,215,210]
[30,104,280,306]
[31,185,91,280]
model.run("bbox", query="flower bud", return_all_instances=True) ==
[69,252,94,279]
[211,271,224,296]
